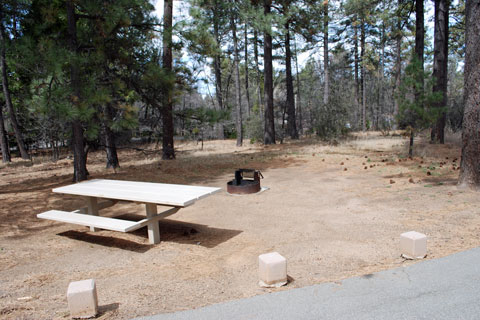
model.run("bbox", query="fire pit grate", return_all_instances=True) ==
[227,169,263,195]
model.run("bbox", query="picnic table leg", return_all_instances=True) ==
[145,203,160,244]
[86,197,99,232]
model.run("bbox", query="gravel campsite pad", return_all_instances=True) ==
[1,133,480,319]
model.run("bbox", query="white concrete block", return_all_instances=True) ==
[259,252,287,287]
[67,279,98,319]
[400,231,427,259]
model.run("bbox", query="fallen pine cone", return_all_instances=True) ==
[390,179,395,184]
[364,166,368,170]
[427,171,432,176]
[409,178,414,183]
[344,168,348,171]
[340,162,344,165]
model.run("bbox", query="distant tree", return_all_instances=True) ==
[397,58,442,157]
[458,0,480,189]
[280,0,298,139]
[229,1,243,146]
[392,0,408,127]
[414,0,425,118]
[323,0,329,107]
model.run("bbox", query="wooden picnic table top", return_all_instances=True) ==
[52,179,221,207]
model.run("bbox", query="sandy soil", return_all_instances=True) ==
[1,132,480,319]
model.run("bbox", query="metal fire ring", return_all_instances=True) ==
[227,169,263,195]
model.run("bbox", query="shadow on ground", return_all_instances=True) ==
[57,216,242,251]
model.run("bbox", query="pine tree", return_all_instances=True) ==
[431,0,450,143]
[263,0,275,144]
[458,0,480,189]
[0,2,29,159]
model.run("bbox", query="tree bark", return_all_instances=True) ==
[354,22,360,129]
[323,1,329,106]
[360,20,366,131]
[66,0,88,182]
[458,0,480,189]
[0,105,10,162]
[285,20,298,139]
[0,16,29,159]
[431,0,449,143]
[254,28,263,116]
[103,103,119,169]
[409,130,414,157]
[414,0,424,113]
[263,0,275,145]
[378,23,385,130]
[393,0,403,129]
[162,0,175,159]
[293,36,303,135]
[415,0,425,67]
[212,2,223,110]
[231,11,243,147]
[244,21,251,117]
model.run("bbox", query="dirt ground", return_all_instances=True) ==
[2,132,480,319]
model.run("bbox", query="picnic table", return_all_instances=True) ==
[37,179,221,244]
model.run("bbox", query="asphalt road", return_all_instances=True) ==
[135,247,480,320]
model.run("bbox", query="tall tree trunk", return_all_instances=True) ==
[66,0,88,182]
[0,17,29,159]
[414,0,424,111]
[458,0,480,189]
[431,0,449,143]
[254,28,263,118]
[415,0,425,67]
[393,35,402,127]
[0,106,10,162]
[212,3,223,110]
[231,11,243,147]
[103,103,119,169]
[244,22,251,117]
[263,0,275,144]
[354,22,360,129]
[409,130,414,157]
[285,20,298,139]
[162,0,175,159]
[360,20,366,131]
[323,1,329,106]
[379,23,385,129]
[393,0,403,129]
[293,36,303,135]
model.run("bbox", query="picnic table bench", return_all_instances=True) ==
[37,179,221,244]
